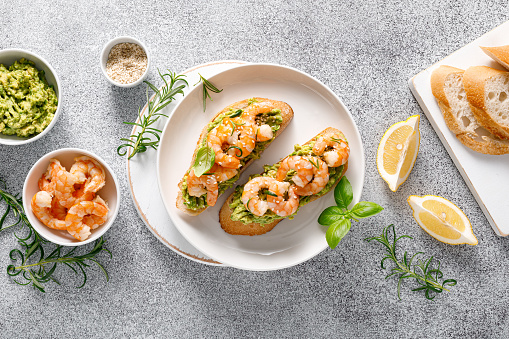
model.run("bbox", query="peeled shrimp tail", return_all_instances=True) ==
[31,191,67,230]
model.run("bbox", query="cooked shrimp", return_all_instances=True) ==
[223,118,256,159]
[207,123,240,169]
[256,124,273,142]
[187,168,219,206]
[37,159,63,194]
[267,181,299,217]
[51,197,68,221]
[241,176,277,216]
[82,196,109,230]
[66,200,108,241]
[312,133,350,167]
[38,173,54,193]
[209,164,238,183]
[276,155,314,187]
[52,162,79,209]
[243,103,276,142]
[242,102,275,123]
[294,157,330,196]
[31,191,67,230]
[70,156,106,193]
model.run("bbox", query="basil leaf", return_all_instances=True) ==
[326,219,352,249]
[350,201,383,219]
[334,176,353,209]
[318,206,344,225]
[193,146,215,177]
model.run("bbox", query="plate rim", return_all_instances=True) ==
[157,62,365,270]
[127,60,251,266]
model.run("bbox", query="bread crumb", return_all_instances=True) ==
[106,43,147,84]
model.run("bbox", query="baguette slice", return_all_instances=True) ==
[176,97,294,216]
[463,66,509,140]
[481,45,509,70]
[430,65,509,155]
[220,127,348,236]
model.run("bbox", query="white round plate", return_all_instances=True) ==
[128,61,249,266]
[158,63,365,271]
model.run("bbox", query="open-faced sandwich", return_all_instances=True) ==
[219,127,349,236]
[176,97,294,215]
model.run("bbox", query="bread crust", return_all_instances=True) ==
[463,66,509,140]
[430,65,464,106]
[176,98,294,216]
[219,127,349,236]
[481,46,509,70]
[430,66,509,155]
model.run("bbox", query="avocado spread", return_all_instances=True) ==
[228,141,345,225]
[182,99,283,210]
[0,58,58,137]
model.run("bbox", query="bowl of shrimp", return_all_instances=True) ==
[23,148,120,246]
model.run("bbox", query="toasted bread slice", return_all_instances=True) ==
[176,98,294,216]
[481,45,509,70]
[463,66,509,140]
[430,65,509,155]
[220,127,348,236]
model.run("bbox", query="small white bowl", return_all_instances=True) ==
[100,36,150,88]
[0,49,62,145]
[23,148,120,246]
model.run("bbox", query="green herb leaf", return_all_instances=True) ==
[228,109,243,118]
[365,224,456,300]
[317,206,344,225]
[350,201,384,219]
[118,70,188,159]
[334,176,353,209]
[195,73,223,111]
[226,145,243,158]
[0,181,111,293]
[265,190,278,197]
[193,146,215,177]
[326,219,351,249]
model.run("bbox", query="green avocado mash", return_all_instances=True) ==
[228,141,345,225]
[182,99,283,210]
[0,58,58,137]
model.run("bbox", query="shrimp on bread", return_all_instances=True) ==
[176,97,294,216]
[220,127,349,236]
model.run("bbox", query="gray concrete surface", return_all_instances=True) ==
[1,0,508,338]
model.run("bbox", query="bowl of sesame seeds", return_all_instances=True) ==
[100,36,150,88]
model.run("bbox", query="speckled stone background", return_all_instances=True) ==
[1,0,509,338]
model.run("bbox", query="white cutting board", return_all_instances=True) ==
[409,21,509,236]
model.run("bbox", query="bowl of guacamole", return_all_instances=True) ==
[0,49,61,145]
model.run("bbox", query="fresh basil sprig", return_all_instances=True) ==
[193,146,215,177]
[318,176,383,249]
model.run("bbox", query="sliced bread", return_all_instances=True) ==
[481,45,509,70]
[430,65,509,155]
[463,66,509,141]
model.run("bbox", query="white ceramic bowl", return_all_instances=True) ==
[100,36,150,88]
[0,49,62,145]
[23,148,120,246]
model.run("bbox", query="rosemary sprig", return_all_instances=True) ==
[194,73,223,111]
[0,181,111,293]
[365,224,457,300]
[7,237,111,293]
[118,69,188,160]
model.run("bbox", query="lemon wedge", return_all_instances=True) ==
[407,195,477,245]
[377,115,420,192]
